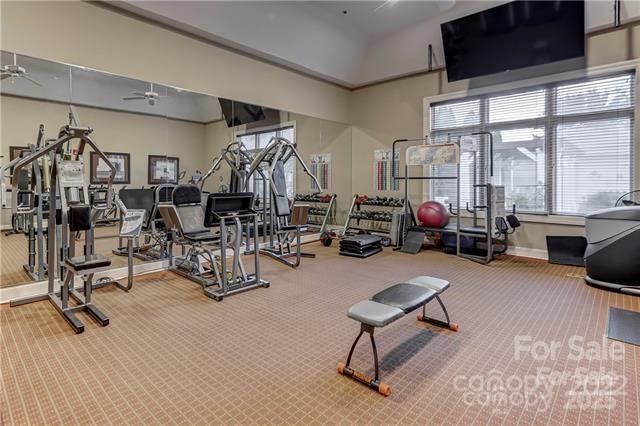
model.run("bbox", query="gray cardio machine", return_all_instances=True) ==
[584,206,640,295]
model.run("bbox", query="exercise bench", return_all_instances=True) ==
[337,276,457,396]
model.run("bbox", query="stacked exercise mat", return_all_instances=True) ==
[339,234,383,258]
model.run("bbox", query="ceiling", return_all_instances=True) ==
[306,1,458,41]
[1,51,223,123]
[108,0,638,88]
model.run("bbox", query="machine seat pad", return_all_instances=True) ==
[279,225,299,232]
[347,300,405,327]
[65,254,111,271]
[184,231,219,242]
[371,283,436,314]
[404,276,450,293]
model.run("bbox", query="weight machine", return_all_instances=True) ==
[10,112,121,334]
[159,185,269,300]
[1,125,50,280]
[392,132,520,264]
[198,137,322,268]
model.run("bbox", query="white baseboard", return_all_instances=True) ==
[0,233,322,304]
[0,260,169,304]
[507,246,548,260]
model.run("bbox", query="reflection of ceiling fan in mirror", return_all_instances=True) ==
[0,53,43,87]
[122,82,161,105]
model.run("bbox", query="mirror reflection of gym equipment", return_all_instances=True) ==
[1,0,639,422]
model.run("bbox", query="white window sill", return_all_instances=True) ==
[453,210,585,226]
[518,213,584,226]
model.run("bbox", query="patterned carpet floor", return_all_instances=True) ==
[1,244,639,425]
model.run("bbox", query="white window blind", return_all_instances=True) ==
[552,75,634,214]
[430,71,635,216]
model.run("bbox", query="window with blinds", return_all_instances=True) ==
[429,71,635,216]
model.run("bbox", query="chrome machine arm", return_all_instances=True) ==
[248,136,322,196]
[11,125,117,213]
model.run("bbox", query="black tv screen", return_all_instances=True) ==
[441,1,585,82]
[219,98,266,127]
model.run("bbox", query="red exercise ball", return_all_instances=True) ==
[416,201,450,228]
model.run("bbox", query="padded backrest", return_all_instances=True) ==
[170,184,208,235]
[272,160,290,217]
[150,185,176,229]
[17,169,30,190]
[173,185,201,206]
[69,204,92,232]
[119,188,155,228]
[176,205,208,234]
[506,214,521,229]
[156,185,175,203]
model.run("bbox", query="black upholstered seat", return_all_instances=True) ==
[371,283,436,314]
[65,254,111,271]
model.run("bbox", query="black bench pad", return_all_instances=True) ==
[65,254,111,271]
[371,283,436,314]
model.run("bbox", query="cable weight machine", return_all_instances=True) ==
[392,132,520,264]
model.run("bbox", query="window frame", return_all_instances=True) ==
[424,61,639,222]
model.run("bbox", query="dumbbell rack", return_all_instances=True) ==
[293,193,337,234]
[342,195,408,237]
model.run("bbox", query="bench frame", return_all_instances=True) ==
[338,280,457,396]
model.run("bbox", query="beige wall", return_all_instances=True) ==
[351,73,440,208]
[350,24,640,252]
[202,120,235,194]
[0,1,351,124]
[290,113,352,224]
[0,95,207,226]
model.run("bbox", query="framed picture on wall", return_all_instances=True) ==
[9,146,30,162]
[90,152,131,184]
[8,146,30,182]
[148,155,180,185]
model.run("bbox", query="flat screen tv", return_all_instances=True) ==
[219,98,266,127]
[441,0,585,82]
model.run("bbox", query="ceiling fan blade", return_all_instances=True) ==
[0,73,10,81]
[22,74,43,87]
[132,91,146,96]
[122,96,145,101]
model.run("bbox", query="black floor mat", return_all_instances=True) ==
[399,229,424,254]
[607,307,640,346]
[546,236,587,267]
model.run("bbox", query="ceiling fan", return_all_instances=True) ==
[0,53,43,87]
[122,82,161,105]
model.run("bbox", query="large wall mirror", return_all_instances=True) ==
[0,51,352,289]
